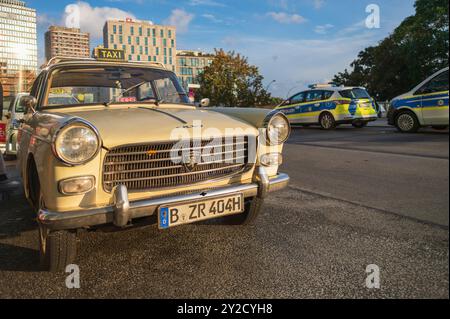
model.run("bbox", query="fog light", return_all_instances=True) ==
[260,153,283,167]
[59,176,95,195]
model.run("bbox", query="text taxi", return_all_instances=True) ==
[10,50,290,272]
[276,84,378,130]
[388,67,449,133]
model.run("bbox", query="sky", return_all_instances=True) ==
[27,0,416,97]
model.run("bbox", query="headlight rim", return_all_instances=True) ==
[52,119,101,166]
[264,112,291,145]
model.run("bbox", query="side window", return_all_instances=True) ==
[290,92,305,105]
[305,90,323,102]
[323,91,334,100]
[417,70,449,95]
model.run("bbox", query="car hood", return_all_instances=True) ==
[391,91,413,103]
[57,105,259,148]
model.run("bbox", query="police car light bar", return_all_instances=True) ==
[308,82,340,89]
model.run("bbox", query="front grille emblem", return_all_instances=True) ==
[182,150,201,172]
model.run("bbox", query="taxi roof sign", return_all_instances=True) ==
[95,48,126,62]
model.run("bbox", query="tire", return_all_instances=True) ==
[395,111,420,133]
[319,112,337,130]
[39,228,78,273]
[28,161,78,272]
[224,197,264,226]
[352,121,368,128]
[432,125,448,131]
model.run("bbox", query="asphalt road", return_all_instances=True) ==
[0,122,448,299]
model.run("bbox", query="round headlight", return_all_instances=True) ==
[267,113,290,145]
[54,123,100,165]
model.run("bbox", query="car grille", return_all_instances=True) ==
[103,137,250,192]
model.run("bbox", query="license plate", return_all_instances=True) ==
[158,194,244,229]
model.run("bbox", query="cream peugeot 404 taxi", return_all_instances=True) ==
[14,52,290,272]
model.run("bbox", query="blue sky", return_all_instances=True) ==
[28,0,416,97]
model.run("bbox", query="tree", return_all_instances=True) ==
[333,0,449,100]
[198,49,272,107]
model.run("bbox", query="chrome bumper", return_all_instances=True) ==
[38,168,290,230]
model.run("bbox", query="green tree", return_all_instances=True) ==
[198,49,272,107]
[333,0,449,100]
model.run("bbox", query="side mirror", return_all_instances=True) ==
[20,96,37,113]
[200,98,210,107]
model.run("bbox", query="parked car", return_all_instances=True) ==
[3,93,28,159]
[13,53,290,272]
[388,67,449,133]
[276,84,378,129]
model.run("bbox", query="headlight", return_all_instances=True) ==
[54,122,100,165]
[266,113,290,145]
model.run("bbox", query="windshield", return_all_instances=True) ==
[44,65,189,108]
[339,88,371,99]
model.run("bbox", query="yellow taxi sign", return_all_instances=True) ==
[95,48,125,62]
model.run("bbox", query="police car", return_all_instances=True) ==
[388,67,449,133]
[276,84,378,130]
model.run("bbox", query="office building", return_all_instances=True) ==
[103,18,177,72]
[45,26,90,61]
[0,0,37,96]
[176,50,214,91]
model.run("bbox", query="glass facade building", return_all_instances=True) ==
[0,0,37,96]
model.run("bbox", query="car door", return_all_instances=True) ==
[280,92,305,123]
[304,90,323,123]
[416,70,449,125]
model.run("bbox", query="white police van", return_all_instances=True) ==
[388,67,449,133]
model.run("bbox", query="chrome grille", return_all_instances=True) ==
[103,137,249,192]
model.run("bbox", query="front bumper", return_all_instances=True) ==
[336,115,378,124]
[38,167,290,231]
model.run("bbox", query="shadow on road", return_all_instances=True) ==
[0,243,41,272]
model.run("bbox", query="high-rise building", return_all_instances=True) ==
[103,19,177,72]
[0,0,37,96]
[176,50,214,91]
[45,26,90,61]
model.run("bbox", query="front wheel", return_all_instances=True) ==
[224,197,264,225]
[395,111,420,133]
[30,163,78,272]
[39,226,78,272]
[319,112,336,130]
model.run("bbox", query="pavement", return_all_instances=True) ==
[0,123,448,299]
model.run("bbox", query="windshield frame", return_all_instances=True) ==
[40,63,190,110]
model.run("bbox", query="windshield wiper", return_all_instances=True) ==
[103,81,147,107]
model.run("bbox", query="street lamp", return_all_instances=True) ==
[265,80,276,92]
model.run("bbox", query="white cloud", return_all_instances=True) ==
[219,32,378,97]
[62,1,136,40]
[267,12,307,24]
[164,9,194,34]
[315,23,334,34]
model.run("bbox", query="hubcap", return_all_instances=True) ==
[397,114,415,131]
[321,114,333,129]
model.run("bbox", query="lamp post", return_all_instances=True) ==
[265,80,276,92]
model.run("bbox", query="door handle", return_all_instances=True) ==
[314,103,320,107]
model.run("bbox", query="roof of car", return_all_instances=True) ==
[299,86,365,93]
[43,57,167,71]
